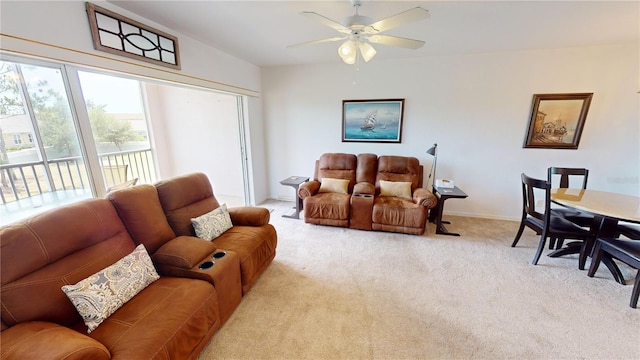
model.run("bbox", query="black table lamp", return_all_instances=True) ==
[426,143,438,187]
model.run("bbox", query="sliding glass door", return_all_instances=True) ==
[0,57,160,224]
[1,53,249,225]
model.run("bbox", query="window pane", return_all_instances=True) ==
[1,60,92,225]
[78,71,156,189]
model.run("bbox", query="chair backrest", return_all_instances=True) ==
[521,173,551,223]
[547,167,588,189]
[107,178,138,192]
[103,164,129,188]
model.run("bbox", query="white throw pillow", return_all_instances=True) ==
[379,180,412,200]
[318,178,349,194]
[61,244,160,333]
[191,203,233,241]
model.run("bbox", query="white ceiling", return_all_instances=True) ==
[109,1,639,67]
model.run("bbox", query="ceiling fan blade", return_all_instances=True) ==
[364,7,430,34]
[368,35,425,49]
[301,11,351,34]
[287,36,347,48]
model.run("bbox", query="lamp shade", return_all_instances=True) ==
[359,42,377,62]
[338,40,357,64]
[426,143,438,188]
[426,143,437,156]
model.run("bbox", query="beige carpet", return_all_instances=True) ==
[198,200,639,360]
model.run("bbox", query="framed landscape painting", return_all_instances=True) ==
[523,93,593,149]
[342,99,404,143]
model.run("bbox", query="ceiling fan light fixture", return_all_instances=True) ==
[295,3,429,66]
[359,41,377,62]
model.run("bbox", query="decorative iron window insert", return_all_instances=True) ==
[86,2,180,69]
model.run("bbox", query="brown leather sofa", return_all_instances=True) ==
[0,173,276,359]
[298,153,437,235]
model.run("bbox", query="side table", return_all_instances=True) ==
[429,186,468,236]
[279,176,309,219]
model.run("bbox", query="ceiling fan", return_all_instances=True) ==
[288,0,430,64]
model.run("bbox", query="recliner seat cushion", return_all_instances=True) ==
[304,193,351,221]
[212,225,277,294]
[372,197,427,229]
[87,277,219,359]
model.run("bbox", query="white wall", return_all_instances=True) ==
[0,0,270,203]
[262,43,639,220]
[144,83,244,199]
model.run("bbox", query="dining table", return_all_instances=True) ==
[550,188,640,284]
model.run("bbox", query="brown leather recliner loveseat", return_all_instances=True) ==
[0,172,277,359]
[298,153,437,235]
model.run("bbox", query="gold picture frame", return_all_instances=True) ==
[523,93,593,149]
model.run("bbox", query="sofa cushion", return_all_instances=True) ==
[61,244,160,333]
[379,180,412,199]
[318,178,349,194]
[192,204,233,240]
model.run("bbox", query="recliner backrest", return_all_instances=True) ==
[155,172,220,237]
[375,156,423,192]
[0,199,137,327]
[315,153,358,193]
[107,184,177,254]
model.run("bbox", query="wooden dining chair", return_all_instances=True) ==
[547,167,594,249]
[616,224,640,240]
[588,237,640,308]
[547,167,592,222]
[511,173,592,265]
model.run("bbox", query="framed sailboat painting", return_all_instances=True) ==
[342,99,404,143]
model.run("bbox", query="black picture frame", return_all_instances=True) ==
[342,99,404,143]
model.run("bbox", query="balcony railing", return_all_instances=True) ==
[0,148,156,205]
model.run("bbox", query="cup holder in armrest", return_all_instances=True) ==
[353,193,373,198]
[198,261,215,270]
[212,251,227,259]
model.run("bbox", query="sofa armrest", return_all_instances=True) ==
[413,188,438,209]
[298,180,320,199]
[228,207,270,226]
[353,182,375,195]
[1,321,110,360]
[152,236,218,269]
